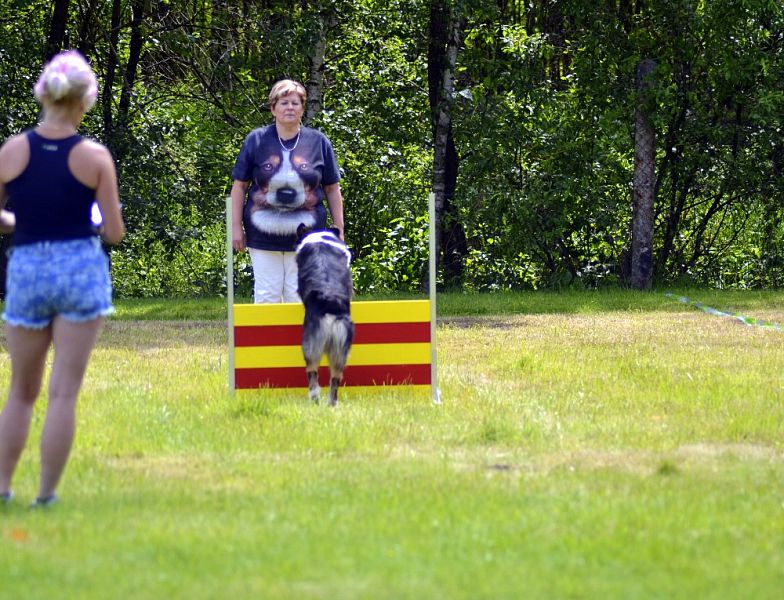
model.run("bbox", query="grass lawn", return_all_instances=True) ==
[1,289,783,599]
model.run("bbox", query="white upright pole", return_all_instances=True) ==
[428,192,441,404]
[226,196,235,395]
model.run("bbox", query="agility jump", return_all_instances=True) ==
[226,194,439,402]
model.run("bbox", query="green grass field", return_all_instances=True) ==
[1,289,783,599]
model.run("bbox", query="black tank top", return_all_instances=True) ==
[6,130,96,246]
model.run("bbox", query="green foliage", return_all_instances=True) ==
[0,0,782,295]
[0,4,46,139]
[449,0,784,289]
[353,213,430,292]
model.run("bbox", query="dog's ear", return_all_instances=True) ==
[296,223,312,241]
[327,227,341,239]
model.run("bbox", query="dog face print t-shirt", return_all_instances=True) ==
[231,125,341,252]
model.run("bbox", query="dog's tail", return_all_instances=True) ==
[323,313,354,371]
[324,313,353,407]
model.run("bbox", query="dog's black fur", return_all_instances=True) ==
[295,224,354,406]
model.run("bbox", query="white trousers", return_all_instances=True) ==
[248,248,301,303]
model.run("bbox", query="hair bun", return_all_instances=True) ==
[46,72,71,100]
[34,50,98,108]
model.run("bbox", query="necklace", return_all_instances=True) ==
[278,128,301,152]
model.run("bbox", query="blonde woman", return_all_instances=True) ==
[230,79,345,303]
[0,50,125,507]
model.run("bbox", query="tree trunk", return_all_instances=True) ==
[429,1,465,288]
[102,0,123,142]
[305,8,337,127]
[631,58,656,290]
[75,0,100,58]
[45,0,71,60]
[118,0,145,130]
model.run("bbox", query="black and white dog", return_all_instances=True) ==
[295,225,354,406]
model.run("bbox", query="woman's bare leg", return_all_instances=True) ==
[37,316,102,499]
[0,325,52,494]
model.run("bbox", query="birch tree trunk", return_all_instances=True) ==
[429,0,464,288]
[304,9,337,127]
[631,58,656,290]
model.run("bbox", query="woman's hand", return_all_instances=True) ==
[0,208,15,233]
[324,183,344,241]
[230,179,249,251]
[232,225,246,252]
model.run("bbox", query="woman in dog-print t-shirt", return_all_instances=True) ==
[230,79,344,303]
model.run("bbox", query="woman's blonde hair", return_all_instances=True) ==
[268,79,306,109]
[34,50,98,110]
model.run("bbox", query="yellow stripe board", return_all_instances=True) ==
[234,302,302,326]
[233,300,430,327]
[235,342,432,369]
[352,300,430,323]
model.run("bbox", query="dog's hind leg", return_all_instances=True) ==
[328,374,341,407]
[307,369,320,404]
[302,317,325,404]
[327,350,348,407]
[326,318,353,407]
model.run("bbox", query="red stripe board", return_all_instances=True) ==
[355,322,430,344]
[235,325,299,346]
[234,321,430,347]
[235,364,431,389]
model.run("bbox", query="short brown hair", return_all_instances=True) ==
[268,79,306,109]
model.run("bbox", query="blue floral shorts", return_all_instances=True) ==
[3,237,114,329]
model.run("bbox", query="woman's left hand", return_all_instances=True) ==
[0,208,15,233]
